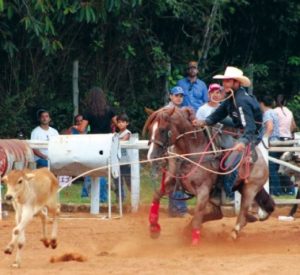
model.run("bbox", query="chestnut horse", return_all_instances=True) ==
[143,106,275,244]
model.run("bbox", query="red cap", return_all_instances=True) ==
[208,83,221,93]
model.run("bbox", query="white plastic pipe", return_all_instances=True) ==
[90,177,100,215]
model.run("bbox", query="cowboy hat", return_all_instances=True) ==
[213,66,251,87]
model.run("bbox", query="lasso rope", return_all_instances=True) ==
[57,147,240,193]
[167,150,245,176]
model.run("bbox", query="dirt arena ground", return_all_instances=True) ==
[1,208,300,275]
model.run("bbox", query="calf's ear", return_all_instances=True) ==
[25,173,35,180]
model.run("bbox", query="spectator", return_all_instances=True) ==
[166,86,184,108]
[69,114,88,134]
[82,87,118,203]
[274,94,297,194]
[31,109,59,168]
[165,86,188,217]
[196,83,222,120]
[259,96,282,196]
[113,113,132,202]
[83,87,117,133]
[274,94,297,140]
[177,61,208,112]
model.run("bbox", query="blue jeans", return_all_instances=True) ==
[269,152,282,195]
[81,176,108,203]
[223,151,242,197]
[168,191,188,216]
[36,158,48,168]
[223,170,238,198]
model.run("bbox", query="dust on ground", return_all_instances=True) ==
[1,207,300,275]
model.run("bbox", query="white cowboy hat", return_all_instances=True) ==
[213,66,251,87]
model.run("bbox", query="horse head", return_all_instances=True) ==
[143,106,194,160]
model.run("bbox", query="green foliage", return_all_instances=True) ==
[287,95,300,125]
[0,0,300,137]
[288,56,300,66]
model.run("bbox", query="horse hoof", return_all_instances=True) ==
[40,238,50,248]
[50,239,57,249]
[4,247,12,255]
[150,224,161,239]
[231,229,238,240]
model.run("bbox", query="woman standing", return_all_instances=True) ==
[274,94,297,195]
[82,87,117,133]
[80,87,117,202]
[274,94,297,140]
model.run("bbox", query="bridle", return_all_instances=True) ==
[148,128,173,151]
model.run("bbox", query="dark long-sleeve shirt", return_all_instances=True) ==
[205,87,262,145]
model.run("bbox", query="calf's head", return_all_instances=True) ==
[2,170,34,202]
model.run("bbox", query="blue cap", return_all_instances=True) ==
[170,86,184,95]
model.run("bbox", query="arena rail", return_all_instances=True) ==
[1,135,300,219]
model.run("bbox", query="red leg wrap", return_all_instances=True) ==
[191,229,201,245]
[149,201,160,225]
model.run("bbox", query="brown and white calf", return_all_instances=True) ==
[2,168,60,268]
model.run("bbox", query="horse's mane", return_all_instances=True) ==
[142,106,195,137]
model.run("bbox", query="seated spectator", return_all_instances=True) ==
[31,109,59,168]
[259,96,282,196]
[113,113,132,202]
[69,114,88,134]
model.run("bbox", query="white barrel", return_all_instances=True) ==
[48,134,120,178]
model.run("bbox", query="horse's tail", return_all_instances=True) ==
[254,188,275,219]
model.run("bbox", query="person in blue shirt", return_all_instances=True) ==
[177,61,208,112]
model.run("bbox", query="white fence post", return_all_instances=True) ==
[90,177,100,215]
[259,137,270,193]
[129,134,140,212]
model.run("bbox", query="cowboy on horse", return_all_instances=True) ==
[144,66,274,245]
[193,66,263,193]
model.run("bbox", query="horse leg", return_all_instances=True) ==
[191,185,210,245]
[231,183,258,240]
[149,189,164,239]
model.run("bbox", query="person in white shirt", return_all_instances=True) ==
[31,109,59,168]
[274,94,297,140]
[196,83,222,120]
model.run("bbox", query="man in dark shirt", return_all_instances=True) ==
[193,66,262,152]
[193,66,262,198]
